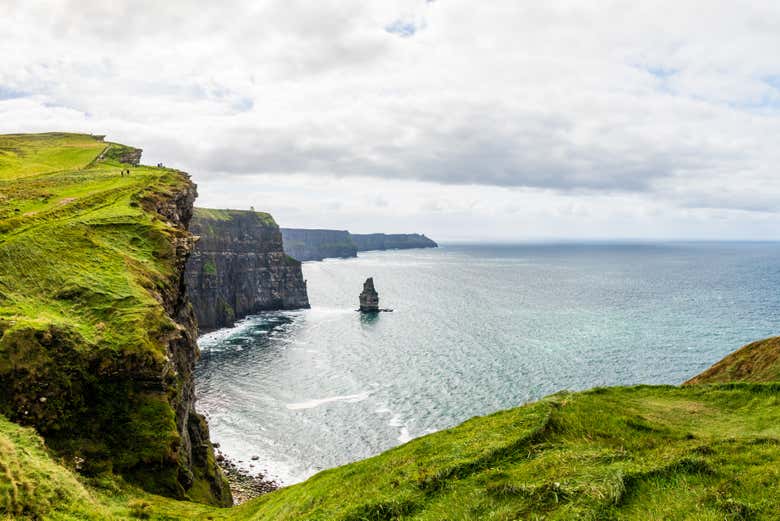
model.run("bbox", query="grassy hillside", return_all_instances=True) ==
[0,414,222,520]
[0,133,229,505]
[1,133,777,519]
[0,133,107,180]
[1,337,778,519]
[236,383,780,520]
[0,381,777,520]
[686,336,780,385]
[0,133,183,349]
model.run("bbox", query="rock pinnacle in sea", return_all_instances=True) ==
[359,277,380,312]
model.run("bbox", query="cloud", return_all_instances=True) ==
[385,20,418,38]
[2,0,780,238]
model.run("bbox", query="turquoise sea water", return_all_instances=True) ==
[195,242,780,484]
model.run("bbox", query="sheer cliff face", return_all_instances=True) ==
[187,209,310,330]
[150,186,232,506]
[281,228,358,261]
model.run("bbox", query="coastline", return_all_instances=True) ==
[214,447,279,505]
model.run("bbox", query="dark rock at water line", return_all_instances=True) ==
[359,277,380,313]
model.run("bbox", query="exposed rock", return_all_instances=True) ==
[359,278,380,313]
[216,452,278,505]
[137,181,232,505]
[281,228,357,261]
[186,209,310,331]
[102,143,143,166]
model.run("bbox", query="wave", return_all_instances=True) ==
[285,391,371,410]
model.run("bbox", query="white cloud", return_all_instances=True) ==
[2,0,780,239]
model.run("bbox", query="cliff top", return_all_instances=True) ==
[0,132,188,351]
[0,132,107,180]
[194,207,276,227]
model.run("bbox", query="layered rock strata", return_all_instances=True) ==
[186,209,310,331]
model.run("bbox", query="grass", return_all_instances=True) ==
[0,133,107,180]
[1,132,778,519]
[233,382,780,520]
[0,133,227,505]
[0,379,778,520]
[686,336,780,385]
[0,132,186,361]
[194,207,277,227]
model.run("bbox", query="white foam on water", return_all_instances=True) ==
[388,413,413,443]
[398,426,412,443]
[285,391,371,410]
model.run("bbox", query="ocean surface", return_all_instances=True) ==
[195,242,780,484]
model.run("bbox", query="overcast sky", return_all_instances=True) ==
[2,1,780,241]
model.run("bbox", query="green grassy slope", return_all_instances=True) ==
[0,133,107,180]
[194,207,277,226]
[1,133,778,519]
[2,340,778,520]
[236,383,780,521]
[0,133,228,505]
[686,336,780,385]
[0,414,222,520]
[1,381,778,520]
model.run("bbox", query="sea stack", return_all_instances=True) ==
[359,277,380,312]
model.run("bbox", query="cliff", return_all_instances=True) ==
[280,228,437,262]
[0,133,230,505]
[351,232,438,251]
[280,228,357,261]
[1,138,778,520]
[186,209,309,331]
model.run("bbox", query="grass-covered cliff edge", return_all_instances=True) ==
[1,133,778,520]
[0,133,230,507]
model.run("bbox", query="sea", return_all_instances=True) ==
[195,242,780,485]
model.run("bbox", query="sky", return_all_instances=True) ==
[2,0,780,241]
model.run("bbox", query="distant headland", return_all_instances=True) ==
[281,228,437,261]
